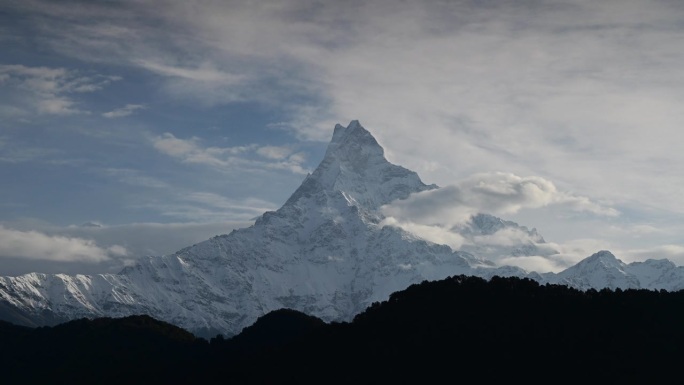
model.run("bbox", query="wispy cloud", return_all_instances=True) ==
[152,132,309,174]
[256,145,293,160]
[102,104,146,118]
[5,0,684,271]
[15,0,684,213]
[185,192,276,215]
[136,60,242,84]
[0,137,62,163]
[135,192,277,222]
[620,245,684,265]
[134,60,252,105]
[103,168,170,189]
[0,64,119,116]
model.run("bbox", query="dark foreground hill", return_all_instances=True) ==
[3,275,684,384]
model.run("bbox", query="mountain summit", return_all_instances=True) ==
[284,120,435,210]
[551,250,684,291]
[1,121,683,336]
[0,121,474,336]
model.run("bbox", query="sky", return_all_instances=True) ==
[2,0,684,276]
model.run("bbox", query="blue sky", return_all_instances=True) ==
[2,0,684,275]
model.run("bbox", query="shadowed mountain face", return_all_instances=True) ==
[2,121,684,337]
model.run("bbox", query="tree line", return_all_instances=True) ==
[2,275,684,383]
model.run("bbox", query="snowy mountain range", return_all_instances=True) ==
[1,121,683,337]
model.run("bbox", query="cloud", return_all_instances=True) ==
[152,133,255,161]
[10,1,684,207]
[0,64,119,116]
[491,237,619,273]
[184,192,276,214]
[102,104,146,118]
[0,225,124,263]
[98,164,281,222]
[136,60,243,84]
[6,0,684,274]
[0,138,62,163]
[382,172,617,229]
[59,220,254,258]
[103,168,170,189]
[80,0,680,219]
[620,244,684,265]
[152,132,309,174]
[135,60,251,105]
[0,219,253,275]
[472,227,544,248]
[496,256,565,274]
[381,216,466,251]
[256,145,292,160]
[153,133,203,157]
[380,172,616,260]
[122,188,278,222]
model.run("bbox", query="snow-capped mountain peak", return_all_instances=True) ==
[0,121,473,337]
[545,251,684,291]
[554,250,637,290]
[581,250,625,269]
[2,121,683,337]
[557,250,626,277]
[284,121,436,211]
[625,259,684,291]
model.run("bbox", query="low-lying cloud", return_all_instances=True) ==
[0,220,254,276]
[621,244,684,265]
[102,103,146,118]
[382,172,617,227]
[496,238,615,273]
[0,225,125,263]
[380,172,618,267]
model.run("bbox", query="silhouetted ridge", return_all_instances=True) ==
[4,275,684,383]
[47,314,197,342]
[224,308,326,352]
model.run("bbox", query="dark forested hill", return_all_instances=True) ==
[3,275,684,384]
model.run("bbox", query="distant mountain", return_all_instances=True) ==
[547,250,684,291]
[1,121,683,337]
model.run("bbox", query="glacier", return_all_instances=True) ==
[1,120,683,337]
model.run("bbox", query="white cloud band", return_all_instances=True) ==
[0,225,124,263]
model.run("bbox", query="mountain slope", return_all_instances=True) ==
[0,121,480,336]
[2,121,683,336]
[548,250,684,291]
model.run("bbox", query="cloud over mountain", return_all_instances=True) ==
[0,225,124,263]
[380,172,617,251]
